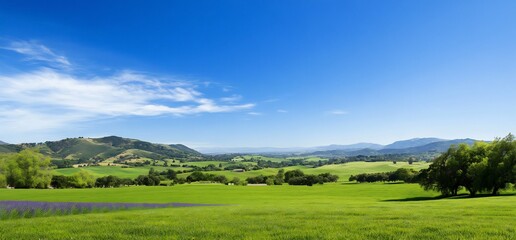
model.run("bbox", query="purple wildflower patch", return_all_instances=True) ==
[0,201,225,219]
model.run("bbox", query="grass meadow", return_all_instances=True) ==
[175,161,430,181]
[53,165,190,178]
[0,183,514,239]
[53,160,430,182]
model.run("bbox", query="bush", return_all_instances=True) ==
[287,175,322,186]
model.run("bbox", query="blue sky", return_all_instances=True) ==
[0,0,515,148]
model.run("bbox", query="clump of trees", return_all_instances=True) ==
[51,170,96,188]
[0,149,52,188]
[419,134,516,196]
[95,175,133,188]
[186,171,228,184]
[349,168,419,183]
[246,169,285,185]
[245,169,338,186]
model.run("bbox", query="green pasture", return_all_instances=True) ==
[184,161,257,167]
[286,156,328,162]
[240,155,287,162]
[0,184,514,239]
[53,166,191,178]
[176,161,430,181]
[52,161,430,181]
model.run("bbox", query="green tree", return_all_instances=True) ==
[419,149,457,196]
[0,155,7,187]
[166,169,177,180]
[274,169,285,185]
[485,134,515,195]
[4,149,51,188]
[71,169,96,188]
[284,169,304,182]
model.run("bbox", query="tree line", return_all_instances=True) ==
[245,169,339,186]
[0,149,182,188]
[349,168,419,183]
[349,134,516,196]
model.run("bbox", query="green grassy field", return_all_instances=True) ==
[0,184,514,239]
[53,166,190,178]
[184,161,257,167]
[52,161,430,181]
[176,161,430,181]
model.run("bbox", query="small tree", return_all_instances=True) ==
[71,169,96,188]
[284,169,304,182]
[166,169,177,180]
[274,169,285,185]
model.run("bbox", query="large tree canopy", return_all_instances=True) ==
[419,134,515,196]
[0,149,52,188]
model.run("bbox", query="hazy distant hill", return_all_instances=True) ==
[379,139,477,154]
[383,138,445,149]
[6,136,201,161]
[309,139,480,157]
[0,140,7,145]
[313,143,384,151]
[197,143,384,154]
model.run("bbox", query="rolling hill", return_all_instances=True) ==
[5,136,202,162]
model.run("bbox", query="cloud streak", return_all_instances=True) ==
[0,41,255,132]
[1,40,71,67]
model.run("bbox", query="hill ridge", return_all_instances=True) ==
[3,136,202,162]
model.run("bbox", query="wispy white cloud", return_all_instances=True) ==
[220,94,242,103]
[327,110,348,115]
[277,109,288,113]
[247,112,262,116]
[0,41,255,133]
[1,40,71,67]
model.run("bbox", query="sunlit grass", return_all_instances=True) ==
[0,184,514,239]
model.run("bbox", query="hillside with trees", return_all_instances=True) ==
[0,136,203,164]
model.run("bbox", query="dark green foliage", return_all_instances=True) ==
[317,172,339,183]
[246,175,269,184]
[51,175,76,188]
[185,171,227,184]
[274,169,285,185]
[96,175,133,187]
[349,168,417,183]
[419,134,516,196]
[287,175,322,186]
[284,169,304,182]
[285,172,338,186]
[135,175,161,186]
[165,169,177,180]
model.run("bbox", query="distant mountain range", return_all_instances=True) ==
[0,136,201,161]
[0,140,7,145]
[382,138,445,149]
[0,136,483,159]
[196,142,384,154]
[197,138,482,156]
